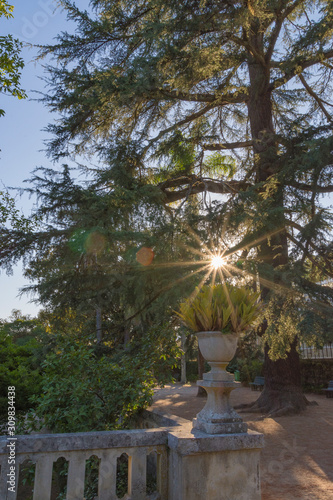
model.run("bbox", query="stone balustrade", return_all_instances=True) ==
[0,411,264,500]
[0,427,169,500]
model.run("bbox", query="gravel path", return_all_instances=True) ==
[150,383,333,500]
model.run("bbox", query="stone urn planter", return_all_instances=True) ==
[196,331,238,377]
[193,330,247,434]
[176,283,261,434]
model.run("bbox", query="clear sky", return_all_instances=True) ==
[0,0,83,319]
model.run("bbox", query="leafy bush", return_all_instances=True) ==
[237,358,264,383]
[224,329,265,383]
[27,343,150,433]
[126,324,181,385]
[176,283,261,333]
[0,333,43,418]
[28,327,180,433]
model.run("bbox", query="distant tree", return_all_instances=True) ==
[0,0,26,116]
[1,0,333,415]
[0,163,199,350]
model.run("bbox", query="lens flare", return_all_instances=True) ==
[211,254,225,270]
[136,247,154,266]
[85,231,106,255]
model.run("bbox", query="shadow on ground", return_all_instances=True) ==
[150,384,333,500]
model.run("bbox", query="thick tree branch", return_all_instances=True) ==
[157,89,216,103]
[145,89,248,151]
[230,35,266,65]
[289,182,333,193]
[202,140,253,151]
[224,227,287,260]
[270,49,333,91]
[265,0,305,63]
[159,172,333,205]
[266,18,284,64]
[155,87,248,104]
[299,74,333,122]
[159,176,250,203]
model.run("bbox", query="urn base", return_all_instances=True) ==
[193,379,248,435]
[193,418,248,434]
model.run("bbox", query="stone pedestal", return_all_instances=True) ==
[168,425,264,500]
[172,331,265,499]
[193,361,247,434]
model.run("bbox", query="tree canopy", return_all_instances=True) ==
[1,0,333,415]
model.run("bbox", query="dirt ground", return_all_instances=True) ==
[149,383,333,500]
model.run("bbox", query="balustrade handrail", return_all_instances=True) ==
[0,419,174,500]
[0,428,169,455]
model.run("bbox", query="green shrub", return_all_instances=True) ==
[27,327,180,433]
[0,333,43,418]
[127,324,181,386]
[27,341,152,433]
[237,358,264,383]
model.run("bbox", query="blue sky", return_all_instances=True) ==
[0,0,76,319]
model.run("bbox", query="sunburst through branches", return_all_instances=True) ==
[130,223,296,323]
[210,254,226,270]
[124,224,304,325]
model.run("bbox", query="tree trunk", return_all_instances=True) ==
[239,339,314,416]
[180,331,187,384]
[244,47,310,415]
[96,307,102,344]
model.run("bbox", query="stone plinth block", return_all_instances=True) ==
[168,427,264,500]
[193,379,248,434]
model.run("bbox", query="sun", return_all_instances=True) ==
[210,254,226,270]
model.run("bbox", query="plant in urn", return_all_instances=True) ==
[177,283,261,434]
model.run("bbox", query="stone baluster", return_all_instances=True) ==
[156,450,168,499]
[128,448,147,500]
[0,457,9,499]
[66,453,86,499]
[98,449,118,500]
[33,455,53,500]
[1,455,18,500]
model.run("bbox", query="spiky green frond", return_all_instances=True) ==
[176,283,261,333]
